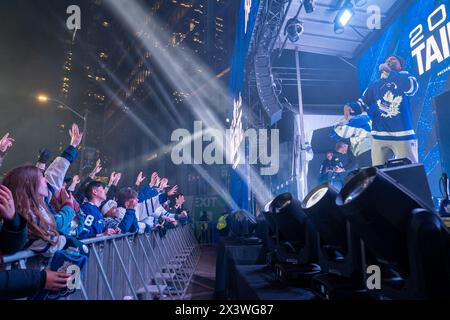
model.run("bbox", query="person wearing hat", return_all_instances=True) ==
[346,54,419,166]
[100,199,125,231]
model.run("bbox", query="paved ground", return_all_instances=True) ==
[184,245,217,300]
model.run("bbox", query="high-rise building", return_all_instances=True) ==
[101,0,238,192]
[56,0,115,173]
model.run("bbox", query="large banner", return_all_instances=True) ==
[228,0,260,210]
[358,0,450,199]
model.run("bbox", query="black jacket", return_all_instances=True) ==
[0,269,46,300]
[0,214,46,300]
[0,213,27,254]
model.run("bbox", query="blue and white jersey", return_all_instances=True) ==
[79,202,104,239]
[357,70,419,141]
[333,113,372,157]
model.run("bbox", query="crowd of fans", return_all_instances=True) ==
[0,124,190,299]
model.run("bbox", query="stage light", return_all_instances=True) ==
[264,198,273,213]
[269,193,319,264]
[303,184,347,257]
[304,184,366,299]
[269,193,320,283]
[259,198,277,254]
[263,199,278,235]
[284,18,304,43]
[303,0,315,14]
[337,167,420,264]
[337,167,450,299]
[271,193,307,246]
[334,1,354,34]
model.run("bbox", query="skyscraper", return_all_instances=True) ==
[56,0,115,172]
[101,0,238,192]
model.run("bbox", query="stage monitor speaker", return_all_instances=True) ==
[380,163,434,209]
[433,91,450,176]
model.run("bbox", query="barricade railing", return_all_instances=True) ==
[3,224,200,300]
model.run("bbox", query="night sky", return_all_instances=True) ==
[0,1,87,172]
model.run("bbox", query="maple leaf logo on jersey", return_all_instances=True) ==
[377,91,402,118]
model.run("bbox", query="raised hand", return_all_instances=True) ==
[150,172,159,187]
[60,188,74,209]
[69,123,83,148]
[113,173,122,186]
[0,185,15,221]
[71,175,81,188]
[167,185,179,196]
[343,104,353,121]
[0,133,14,153]
[108,171,117,186]
[89,159,102,179]
[135,172,146,186]
[175,194,185,207]
[159,178,168,190]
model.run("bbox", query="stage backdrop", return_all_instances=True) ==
[358,0,450,200]
[228,0,260,210]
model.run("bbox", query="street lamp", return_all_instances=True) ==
[36,94,88,175]
[37,95,49,102]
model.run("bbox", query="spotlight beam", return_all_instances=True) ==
[105,0,274,207]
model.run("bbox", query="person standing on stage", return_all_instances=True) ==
[332,142,355,190]
[346,55,419,166]
[334,142,356,173]
[334,102,372,168]
[319,151,337,184]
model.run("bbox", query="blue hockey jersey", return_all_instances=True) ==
[357,70,419,141]
[78,202,104,239]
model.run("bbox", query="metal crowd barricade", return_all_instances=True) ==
[2,224,200,300]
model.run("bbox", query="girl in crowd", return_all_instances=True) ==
[1,124,82,257]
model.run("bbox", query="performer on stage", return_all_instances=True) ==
[346,55,419,166]
[333,102,372,168]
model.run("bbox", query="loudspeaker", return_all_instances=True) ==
[255,54,283,125]
[433,91,450,175]
[381,163,434,209]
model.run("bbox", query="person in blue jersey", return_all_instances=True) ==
[334,102,372,168]
[79,181,117,239]
[346,55,419,166]
[115,188,139,234]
